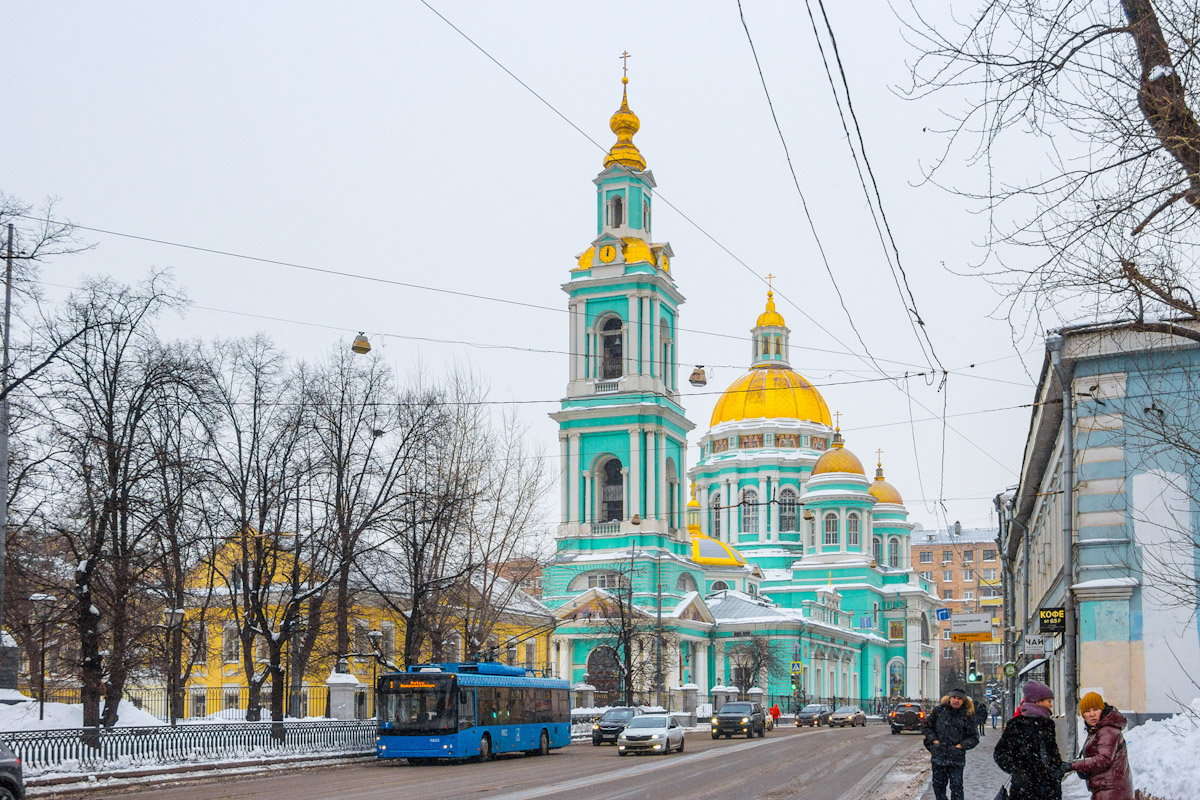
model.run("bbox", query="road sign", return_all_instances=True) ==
[790,661,803,674]
[1023,634,1045,654]
[1003,662,1017,677]
[951,631,993,642]
[950,612,992,635]
[935,608,952,622]
[1038,607,1066,633]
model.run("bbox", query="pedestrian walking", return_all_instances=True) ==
[988,699,1001,729]
[975,699,988,737]
[769,704,781,725]
[922,687,979,800]
[994,681,1071,800]
[1066,692,1133,800]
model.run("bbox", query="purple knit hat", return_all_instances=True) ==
[1023,681,1054,703]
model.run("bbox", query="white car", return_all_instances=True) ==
[616,714,686,755]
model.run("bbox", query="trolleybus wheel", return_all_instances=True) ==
[478,735,492,763]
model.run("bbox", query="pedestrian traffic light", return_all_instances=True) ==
[967,659,979,682]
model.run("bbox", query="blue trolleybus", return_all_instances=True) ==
[375,662,570,763]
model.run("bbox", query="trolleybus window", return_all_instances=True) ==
[378,677,456,735]
[458,688,476,730]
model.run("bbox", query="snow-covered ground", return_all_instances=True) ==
[0,691,162,731]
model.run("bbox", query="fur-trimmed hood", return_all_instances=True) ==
[939,695,976,716]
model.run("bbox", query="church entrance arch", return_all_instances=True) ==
[587,645,622,705]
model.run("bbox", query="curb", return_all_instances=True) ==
[27,750,373,791]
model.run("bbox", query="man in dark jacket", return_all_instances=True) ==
[994,681,1068,800]
[922,688,980,800]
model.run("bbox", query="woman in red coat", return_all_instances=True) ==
[1068,692,1133,800]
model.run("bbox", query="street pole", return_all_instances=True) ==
[0,225,13,662]
[39,614,47,720]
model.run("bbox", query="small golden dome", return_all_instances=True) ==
[868,461,904,504]
[756,291,786,328]
[603,78,647,172]
[690,531,747,566]
[576,246,595,270]
[622,237,654,265]
[687,483,701,509]
[811,430,866,476]
[709,366,831,427]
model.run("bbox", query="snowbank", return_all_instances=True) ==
[1124,698,1200,800]
[0,696,162,731]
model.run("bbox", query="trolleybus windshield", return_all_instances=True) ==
[378,675,457,735]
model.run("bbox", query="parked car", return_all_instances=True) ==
[828,705,866,727]
[888,702,926,734]
[793,703,833,727]
[0,740,25,800]
[710,701,767,739]
[592,707,643,745]
[617,714,686,755]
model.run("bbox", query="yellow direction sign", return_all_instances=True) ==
[951,632,993,643]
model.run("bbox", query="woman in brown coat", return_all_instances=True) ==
[1069,692,1133,800]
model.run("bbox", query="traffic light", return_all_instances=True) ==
[967,659,979,682]
[791,674,799,693]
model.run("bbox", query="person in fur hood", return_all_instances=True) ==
[922,688,980,800]
[1068,692,1133,800]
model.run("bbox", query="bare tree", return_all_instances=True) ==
[904,0,1200,339]
[727,636,788,694]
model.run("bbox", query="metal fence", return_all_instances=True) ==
[2,720,377,775]
[22,685,365,722]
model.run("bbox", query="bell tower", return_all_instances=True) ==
[551,73,693,542]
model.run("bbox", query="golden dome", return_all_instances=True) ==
[690,532,747,566]
[756,291,786,328]
[709,366,832,427]
[868,461,903,504]
[603,78,647,172]
[576,246,595,270]
[687,483,701,509]
[622,237,654,265]
[811,431,866,476]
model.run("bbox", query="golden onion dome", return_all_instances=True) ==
[576,246,595,270]
[868,461,903,504]
[756,291,787,328]
[603,77,647,172]
[811,430,866,476]
[622,237,654,265]
[689,532,747,566]
[709,366,832,427]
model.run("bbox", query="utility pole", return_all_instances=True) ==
[655,547,662,708]
[0,224,13,687]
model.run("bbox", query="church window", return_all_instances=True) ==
[711,580,729,592]
[600,317,623,380]
[660,319,671,382]
[847,513,860,546]
[779,489,798,531]
[823,513,839,545]
[808,518,816,549]
[872,537,883,564]
[675,573,698,593]
[599,457,624,522]
[711,495,722,539]
[740,489,758,533]
[774,336,782,355]
[609,195,624,228]
[643,201,651,234]
[761,336,769,357]
[888,537,901,568]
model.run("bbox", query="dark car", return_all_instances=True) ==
[889,702,926,734]
[592,707,643,745]
[828,705,867,728]
[793,703,833,727]
[0,740,24,800]
[710,701,766,739]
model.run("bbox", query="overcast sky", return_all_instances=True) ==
[5,2,1048,533]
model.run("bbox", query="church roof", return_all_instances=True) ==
[868,460,903,504]
[709,366,831,427]
[756,290,786,328]
[811,430,865,476]
[690,532,747,566]
[603,77,646,172]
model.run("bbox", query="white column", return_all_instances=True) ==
[699,481,709,535]
[629,294,641,377]
[657,430,667,526]
[724,479,735,540]
[559,435,569,524]
[679,438,689,534]
[581,470,591,525]
[629,429,642,520]
[645,428,657,523]
[575,301,587,382]
[640,294,651,377]
[619,467,629,523]
[696,643,708,692]
[568,433,581,527]
[757,476,768,542]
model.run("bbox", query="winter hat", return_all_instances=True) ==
[947,688,969,700]
[1079,692,1104,713]
[1022,681,1054,703]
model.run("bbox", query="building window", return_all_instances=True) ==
[964,589,975,601]
[920,571,933,581]
[524,641,536,669]
[943,571,953,582]
[872,537,883,564]
[964,569,975,582]
[942,629,952,640]
[963,550,975,563]
[942,550,953,563]
[847,514,860,546]
[941,589,954,600]
[586,572,622,589]
[983,549,997,561]
[600,317,624,380]
[919,551,933,564]
[888,537,900,568]
[711,580,729,592]
[643,201,650,234]
[660,319,671,381]
[609,195,624,228]
[823,514,839,546]
[779,489,798,531]
[599,457,624,522]
[982,568,997,581]
[943,648,954,660]
[222,624,239,663]
[712,495,722,539]
[740,489,759,533]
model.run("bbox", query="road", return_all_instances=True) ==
[58,724,927,800]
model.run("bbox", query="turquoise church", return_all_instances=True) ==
[541,77,941,707]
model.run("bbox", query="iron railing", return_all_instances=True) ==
[2,720,377,775]
[20,684,364,722]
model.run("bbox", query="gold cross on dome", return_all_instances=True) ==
[766,273,776,290]
[833,410,841,428]
[876,448,884,465]
[620,51,632,77]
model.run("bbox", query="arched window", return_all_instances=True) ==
[847,513,860,546]
[761,335,769,357]
[660,318,672,384]
[711,580,729,592]
[600,317,623,380]
[568,571,626,591]
[665,459,678,530]
[872,536,883,564]
[888,537,901,568]
[740,489,758,534]
[779,489,798,531]
[711,495,722,540]
[675,572,698,593]
[774,336,782,355]
[599,457,624,522]
[823,513,839,545]
[608,195,624,228]
[643,201,650,234]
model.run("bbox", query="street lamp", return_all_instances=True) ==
[163,608,185,726]
[29,593,56,721]
[367,630,383,720]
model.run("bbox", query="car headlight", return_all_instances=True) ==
[711,717,718,724]
[741,717,749,724]
[593,724,599,729]
[650,733,663,739]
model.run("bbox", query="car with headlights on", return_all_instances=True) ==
[828,705,866,727]
[616,714,685,755]
[793,703,833,727]
[592,707,643,745]
[710,701,766,739]
[888,702,926,734]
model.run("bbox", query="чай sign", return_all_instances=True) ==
[1038,607,1066,633]
[1023,634,1045,654]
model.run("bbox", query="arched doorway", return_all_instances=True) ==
[587,645,622,706]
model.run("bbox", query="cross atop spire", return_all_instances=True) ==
[766,273,776,291]
[620,50,632,78]
[876,448,884,466]
[833,410,841,430]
